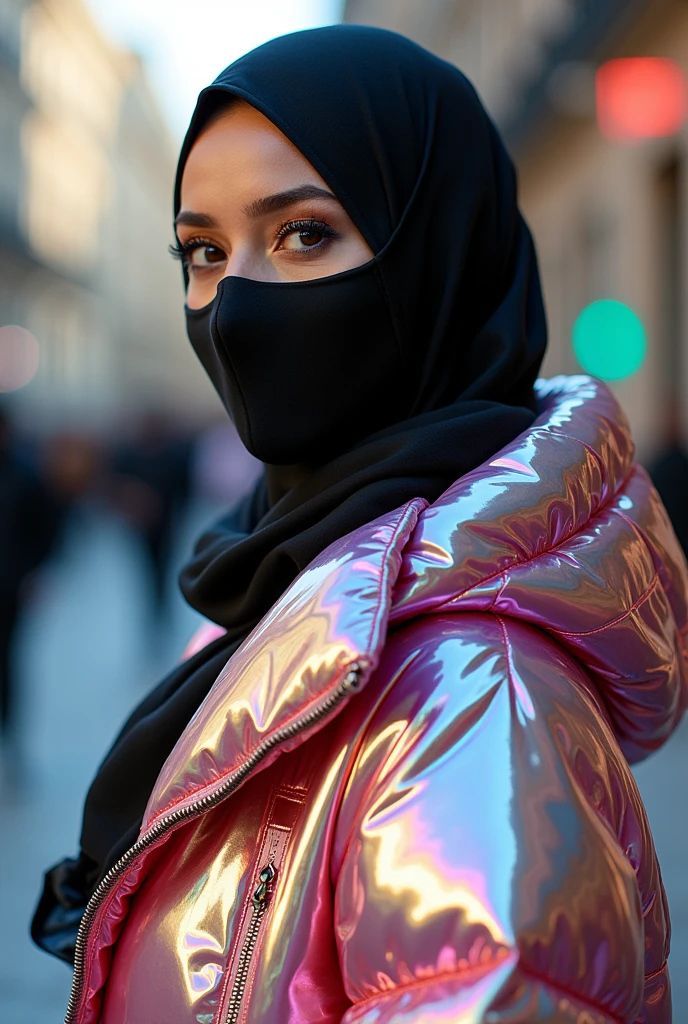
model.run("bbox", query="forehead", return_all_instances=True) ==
[180,102,328,208]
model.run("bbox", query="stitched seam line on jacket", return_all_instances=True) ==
[611,505,686,683]
[344,959,514,1015]
[642,959,669,982]
[497,617,651,1023]
[434,445,638,612]
[149,501,418,825]
[495,615,519,694]
[489,572,509,612]
[345,959,624,1023]
[495,615,642,1021]
[518,962,625,1023]
[612,505,680,608]
[547,571,660,638]
[559,429,628,490]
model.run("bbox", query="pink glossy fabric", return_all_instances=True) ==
[76,376,686,1024]
[181,621,226,660]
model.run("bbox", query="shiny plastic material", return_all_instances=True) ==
[74,377,685,1024]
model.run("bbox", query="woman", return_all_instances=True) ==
[33,26,686,1024]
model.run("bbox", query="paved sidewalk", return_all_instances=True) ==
[0,504,686,1020]
[0,505,207,1023]
[634,716,688,1007]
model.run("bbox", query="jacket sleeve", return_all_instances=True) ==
[332,613,669,1023]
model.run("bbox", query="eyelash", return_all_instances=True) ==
[168,218,340,266]
[275,218,338,248]
[168,238,208,263]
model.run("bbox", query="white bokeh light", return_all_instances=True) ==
[0,326,40,392]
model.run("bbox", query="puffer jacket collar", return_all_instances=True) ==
[143,496,427,828]
[145,374,688,828]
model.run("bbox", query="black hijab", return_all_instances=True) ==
[174,23,547,636]
[34,26,546,957]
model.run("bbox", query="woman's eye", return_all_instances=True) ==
[281,228,326,251]
[188,245,226,269]
[277,220,337,253]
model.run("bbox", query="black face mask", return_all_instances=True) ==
[185,259,406,464]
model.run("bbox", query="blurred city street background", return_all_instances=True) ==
[2,0,688,1020]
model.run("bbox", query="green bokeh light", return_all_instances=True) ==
[572,299,646,381]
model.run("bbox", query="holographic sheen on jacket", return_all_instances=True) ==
[74,377,686,1024]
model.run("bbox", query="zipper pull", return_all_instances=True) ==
[251,861,276,910]
[342,662,361,691]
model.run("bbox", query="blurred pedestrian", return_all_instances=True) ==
[191,418,261,506]
[0,409,61,756]
[42,432,101,509]
[110,414,192,619]
[34,28,686,1023]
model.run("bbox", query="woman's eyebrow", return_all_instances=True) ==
[175,211,218,228]
[243,185,337,218]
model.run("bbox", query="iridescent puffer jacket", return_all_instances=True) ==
[66,377,687,1024]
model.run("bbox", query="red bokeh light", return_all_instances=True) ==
[596,58,687,141]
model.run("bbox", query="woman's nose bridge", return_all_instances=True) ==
[222,241,275,283]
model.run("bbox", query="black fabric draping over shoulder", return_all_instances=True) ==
[33,25,546,962]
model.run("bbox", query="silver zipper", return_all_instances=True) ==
[63,662,361,1024]
[224,861,276,1024]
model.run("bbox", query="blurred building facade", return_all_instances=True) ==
[0,0,217,432]
[345,0,688,461]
